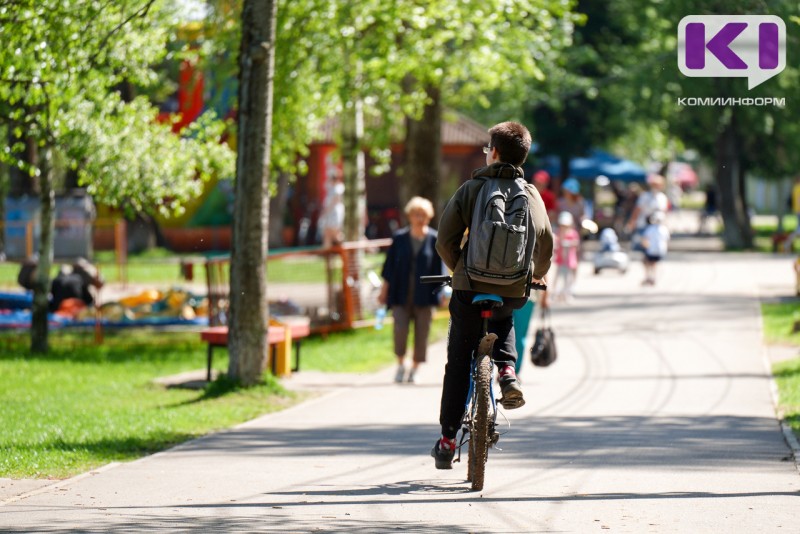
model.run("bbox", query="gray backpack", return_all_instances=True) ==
[464,175,535,286]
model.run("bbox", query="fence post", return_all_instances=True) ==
[94,301,103,345]
[114,219,127,287]
[349,246,363,321]
[25,220,33,259]
[325,246,335,326]
[340,245,354,328]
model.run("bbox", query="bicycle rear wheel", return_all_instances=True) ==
[468,352,493,491]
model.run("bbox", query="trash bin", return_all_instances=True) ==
[3,196,40,260]
[54,194,95,259]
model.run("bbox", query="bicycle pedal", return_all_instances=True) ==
[499,396,526,410]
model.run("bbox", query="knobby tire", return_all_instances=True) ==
[469,353,492,491]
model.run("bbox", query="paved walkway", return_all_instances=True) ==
[2,243,799,532]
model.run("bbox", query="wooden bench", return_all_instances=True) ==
[200,320,311,380]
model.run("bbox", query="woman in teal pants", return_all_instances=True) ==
[512,298,535,374]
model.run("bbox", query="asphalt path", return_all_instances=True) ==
[2,246,798,532]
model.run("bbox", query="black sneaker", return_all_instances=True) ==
[499,372,525,409]
[430,438,455,469]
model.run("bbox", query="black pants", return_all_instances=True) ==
[439,290,526,439]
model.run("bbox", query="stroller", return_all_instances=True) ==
[593,228,629,274]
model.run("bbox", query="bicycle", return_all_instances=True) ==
[421,274,546,491]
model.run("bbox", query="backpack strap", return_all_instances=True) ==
[525,270,532,298]
[462,177,489,290]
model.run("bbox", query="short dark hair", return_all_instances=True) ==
[488,121,532,166]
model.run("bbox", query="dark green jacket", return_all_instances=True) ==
[436,163,554,297]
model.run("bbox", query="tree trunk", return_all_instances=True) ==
[0,159,7,255]
[341,99,366,242]
[31,147,55,354]
[736,162,753,241]
[340,100,366,324]
[228,0,277,386]
[401,85,442,226]
[715,112,752,249]
[268,171,290,248]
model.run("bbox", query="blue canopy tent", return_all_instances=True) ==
[533,148,647,183]
[529,147,647,228]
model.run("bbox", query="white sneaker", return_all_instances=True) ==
[406,369,416,384]
[394,365,406,383]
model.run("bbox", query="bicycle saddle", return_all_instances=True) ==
[471,293,503,308]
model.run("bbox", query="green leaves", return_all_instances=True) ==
[197,0,578,177]
[59,95,234,217]
[0,0,235,216]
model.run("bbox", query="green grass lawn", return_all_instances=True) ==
[753,216,799,253]
[761,301,800,346]
[0,330,295,479]
[762,299,800,439]
[297,315,449,372]
[0,313,448,479]
[0,249,387,287]
[0,256,186,287]
[752,215,798,236]
[684,214,797,253]
[773,358,800,437]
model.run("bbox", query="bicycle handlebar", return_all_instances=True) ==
[419,275,453,285]
[420,275,547,291]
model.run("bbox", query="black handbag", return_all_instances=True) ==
[530,306,557,367]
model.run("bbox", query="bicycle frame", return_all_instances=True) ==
[462,339,498,434]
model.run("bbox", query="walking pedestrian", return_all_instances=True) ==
[378,196,444,384]
[626,174,669,251]
[557,177,586,231]
[552,211,580,302]
[641,211,670,286]
[533,170,558,224]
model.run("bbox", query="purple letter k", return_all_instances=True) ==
[686,22,748,70]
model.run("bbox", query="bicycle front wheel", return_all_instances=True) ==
[469,352,493,491]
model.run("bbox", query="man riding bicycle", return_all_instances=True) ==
[432,121,553,469]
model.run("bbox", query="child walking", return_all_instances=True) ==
[641,211,670,286]
[553,211,580,302]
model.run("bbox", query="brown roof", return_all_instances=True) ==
[313,110,488,147]
[441,112,489,146]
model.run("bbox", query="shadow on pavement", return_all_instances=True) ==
[0,514,481,533]
[503,414,793,468]
[181,414,791,469]
[4,488,798,533]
